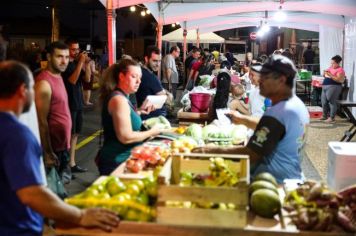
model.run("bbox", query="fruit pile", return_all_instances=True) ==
[284,181,356,233]
[125,145,170,173]
[164,157,242,210]
[170,137,198,153]
[249,172,281,218]
[65,176,158,222]
[180,157,239,187]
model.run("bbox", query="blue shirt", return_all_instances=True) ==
[0,113,44,236]
[247,96,309,184]
[136,67,166,120]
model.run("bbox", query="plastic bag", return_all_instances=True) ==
[46,167,68,199]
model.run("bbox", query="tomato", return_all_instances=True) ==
[126,159,136,168]
[131,146,143,159]
[147,156,158,165]
[140,149,152,160]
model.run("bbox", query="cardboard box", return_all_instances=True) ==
[327,142,356,191]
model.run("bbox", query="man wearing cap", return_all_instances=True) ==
[193,55,309,184]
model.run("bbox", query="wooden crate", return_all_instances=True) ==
[157,153,249,228]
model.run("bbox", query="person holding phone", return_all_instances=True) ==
[97,59,164,175]
[320,55,346,123]
[61,38,91,177]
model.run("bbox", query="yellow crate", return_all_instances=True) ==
[157,153,249,228]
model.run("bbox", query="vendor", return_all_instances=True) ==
[194,55,310,184]
[320,55,346,123]
[97,59,163,175]
[207,71,231,122]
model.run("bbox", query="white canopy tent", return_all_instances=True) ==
[98,0,356,114]
[162,28,225,43]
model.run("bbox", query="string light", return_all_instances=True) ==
[130,6,136,12]
[129,5,150,17]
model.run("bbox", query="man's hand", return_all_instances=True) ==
[78,52,88,64]
[79,208,119,232]
[228,110,245,125]
[44,152,59,168]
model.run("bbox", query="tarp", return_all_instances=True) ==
[162,28,225,44]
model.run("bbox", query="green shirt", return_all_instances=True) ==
[100,91,142,166]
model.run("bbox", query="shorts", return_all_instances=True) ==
[70,110,83,134]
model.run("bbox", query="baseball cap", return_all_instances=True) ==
[251,55,297,80]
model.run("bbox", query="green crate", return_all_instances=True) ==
[299,71,312,80]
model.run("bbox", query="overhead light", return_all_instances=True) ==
[130,6,136,12]
[261,24,270,33]
[257,30,264,37]
[274,6,287,22]
[146,9,151,14]
[141,10,146,16]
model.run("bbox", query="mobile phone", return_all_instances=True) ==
[86,44,91,51]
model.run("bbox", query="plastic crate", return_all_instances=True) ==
[307,106,323,118]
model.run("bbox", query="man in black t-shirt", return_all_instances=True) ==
[62,39,90,174]
[136,45,167,120]
[303,45,315,71]
[184,47,201,87]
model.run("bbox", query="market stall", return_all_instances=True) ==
[56,118,356,235]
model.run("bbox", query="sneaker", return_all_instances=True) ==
[325,118,335,123]
[71,165,88,173]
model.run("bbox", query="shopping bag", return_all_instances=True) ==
[46,167,68,199]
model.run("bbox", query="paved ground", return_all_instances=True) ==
[66,90,355,196]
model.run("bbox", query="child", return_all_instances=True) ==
[229,84,250,115]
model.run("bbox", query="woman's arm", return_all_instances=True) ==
[332,71,345,83]
[109,95,160,144]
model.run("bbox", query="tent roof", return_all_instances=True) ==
[98,0,356,33]
[162,28,225,43]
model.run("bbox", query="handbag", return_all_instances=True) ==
[46,167,68,199]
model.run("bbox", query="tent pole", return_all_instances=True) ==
[183,22,187,63]
[341,15,345,68]
[196,28,200,48]
[106,0,116,65]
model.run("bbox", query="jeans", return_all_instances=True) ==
[321,85,342,119]
[162,83,178,99]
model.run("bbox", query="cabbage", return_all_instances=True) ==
[198,75,213,87]
[185,124,202,140]
[202,124,220,139]
[231,125,248,144]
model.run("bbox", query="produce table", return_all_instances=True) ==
[55,215,353,236]
[177,108,209,125]
[58,125,355,236]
